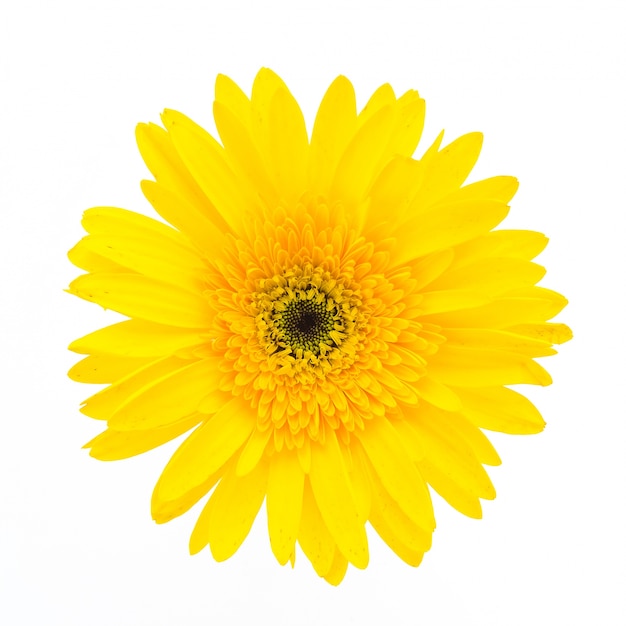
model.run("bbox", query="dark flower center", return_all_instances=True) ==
[277,297,336,356]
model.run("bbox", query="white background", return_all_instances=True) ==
[1,1,624,624]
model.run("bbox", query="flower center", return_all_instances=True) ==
[275,297,336,356]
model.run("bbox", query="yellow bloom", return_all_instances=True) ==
[68,69,571,584]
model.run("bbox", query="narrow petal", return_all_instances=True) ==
[153,397,255,504]
[213,101,279,207]
[266,449,305,565]
[108,357,223,430]
[355,417,435,531]
[162,109,253,234]
[308,75,357,196]
[267,88,309,206]
[215,73,251,130]
[68,354,154,384]
[140,180,226,252]
[135,122,227,230]
[86,413,203,461]
[455,386,547,434]
[298,479,336,578]
[71,234,207,292]
[427,344,552,387]
[391,199,509,266]
[444,328,557,357]
[427,258,546,295]
[411,132,484,209]
[190,459,268,559]
[69,319,205,358]
[80,356,189,420]
[329,104,396,213]
[309,430,369,569]
[68,273,212,328]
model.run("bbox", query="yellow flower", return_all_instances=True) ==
[68,68,571,584]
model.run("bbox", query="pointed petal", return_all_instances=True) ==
[86,413,203,461]
[309,430,369,569]
[68,354,154,384]
[355,417,435,531]
[108,357,222,430]
[308,75,357,196]
[68,273,212,328]
[267,449,305,565]
[190,459,268,559]
[153,397,255,503]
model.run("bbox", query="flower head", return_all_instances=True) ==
[68,69,571,584]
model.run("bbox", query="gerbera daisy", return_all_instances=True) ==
[68,68,571,585]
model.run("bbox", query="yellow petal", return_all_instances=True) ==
[190,458,268,559]
[153,397,255,503]
[308,75,357,196]
[162,109,252,234]
[267,88,309,206]
[68,273,212,329]
[309,430,369,569]
[213,101,279,207]
[71,234,206,293]
[424,293,568,328]
[455,386,547,434]
[444,328,557,357]
[391,199,509,266]
[140,180,225,252]
[418,459,483,519]
[450,229,548,268]
[365,447,432,561]
[250,68,290,164]
[298,479,336,578]
[108,357,223,430]
[86,413,203,461]
[266,449,305,565]
[434,175,519,207]
[80,356,189,420]
[419,290,492,315]
[69,319,205,358]
[427,344,552,387]
[68,354,154,384]
[329,104,396,212]
[427,258,546,295]
[415,376,462,411]
[355,417,435,532]
[505,322,573,345]
[135,122,227,231]
[411,132,484,209]
[323,549,349,586]
[215,73,251,131]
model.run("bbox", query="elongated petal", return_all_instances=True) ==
[392,199,509,266]
[309,430,369,569]
[69,319,205,358]
[108,357,223,430]
[355,417,435,531]
[455,386,547,434]
[308,75,357,195]
[135,122,227,230]
[153,397,256,503]
[68,273,212,328]
[298,479,336,578]
[267,449,305,565]
[86,413,203,461]
[190,459,268,559]
[162,109,253,234]
[427,344,552,387]
[68,354,154,384]
[267,88,308,206]
[80,356,189,420]
[140,180,225,252]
